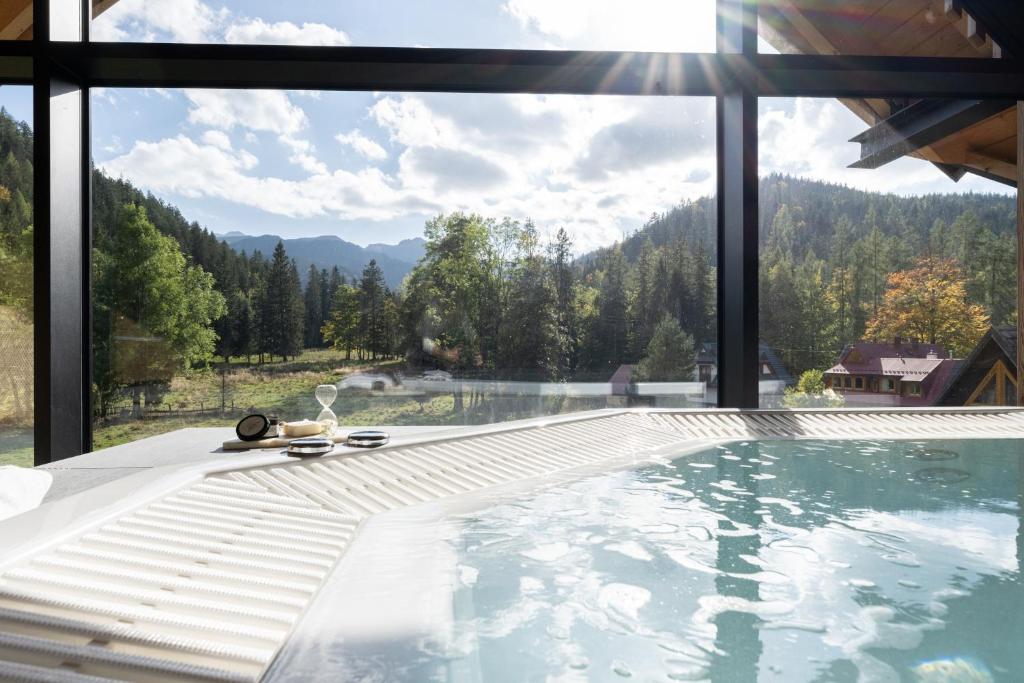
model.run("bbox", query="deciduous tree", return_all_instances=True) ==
[864,256,989,357]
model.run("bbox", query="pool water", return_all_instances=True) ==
[337,439,1024,682]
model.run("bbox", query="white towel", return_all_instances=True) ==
[0,466,53,522]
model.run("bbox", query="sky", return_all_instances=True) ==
[4,1,1015,253]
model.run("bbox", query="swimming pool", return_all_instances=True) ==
[275,438,1024,682]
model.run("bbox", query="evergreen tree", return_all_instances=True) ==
[303,264,324,348]
[358,259,389,359]
[322,283,361,359]
[549,227,580,375]
[593,247,630,368]
[257,242,304,361]
[633,315,696,382]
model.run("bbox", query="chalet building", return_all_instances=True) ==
[937,327,1018,406]
[824,340,959,407]
[696,342,794,391]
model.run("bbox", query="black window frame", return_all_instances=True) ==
[4,0,1023,464]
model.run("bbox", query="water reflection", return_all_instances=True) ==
[330,439,1024,681]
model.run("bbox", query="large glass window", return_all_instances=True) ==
[0,85,33,466]
[758,96,1017,408]
[759,0,1006,58]
[91,0,716,52]
[91,88,715,450]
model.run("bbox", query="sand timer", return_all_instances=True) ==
[314,383,339,436]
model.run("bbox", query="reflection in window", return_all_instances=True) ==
[90,89,716,450]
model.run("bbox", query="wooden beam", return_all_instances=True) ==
[1017,101,1024,406]
[965,15,986,47]
[93,0,120,18]
[849,99,1013,169]
[965,149,1017,181]
[0,3,31,41]
[944,0,962,21]
[770,0,881,124]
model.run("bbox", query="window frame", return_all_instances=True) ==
[6,0,1024,464]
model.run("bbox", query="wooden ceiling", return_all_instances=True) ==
[760,0,1017,185]
[0,0,119,40]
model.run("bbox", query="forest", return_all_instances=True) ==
[0,106,1018,426]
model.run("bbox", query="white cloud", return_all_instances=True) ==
[99,134,418,221]
[367,93,716,252]
[336,130,388,161]
[503,0,716,52]
[200,130,232,151]
[91,0,227,43]
[92,0,351,50]
[184,89,308,136]
[224,19,350,46]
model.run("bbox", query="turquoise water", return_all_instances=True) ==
[346,439,1024,682]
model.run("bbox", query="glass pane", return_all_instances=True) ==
[91,0,716,52]
[0,85,33,466]
[758,96,1017,408]
[91,88,716,451]
[759,0,1007,58]
[0,1,31,40]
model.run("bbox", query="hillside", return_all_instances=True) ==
[584,174,1015,266]
[577,173,1016,378]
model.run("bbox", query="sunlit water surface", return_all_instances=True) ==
[333,439,1024,682]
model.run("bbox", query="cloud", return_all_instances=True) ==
[200,130,232,151]
[184,90,308,136]
[92,0,351,49]
[573,100,714,181]
[502,0,716,52]
[99,134,419,221]
[336,130,388,161]
[91,0,227,43]
[224,19,350,46]
[401,147,510,193]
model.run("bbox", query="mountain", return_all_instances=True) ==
[366,237,426,265]
[220,233,417,288]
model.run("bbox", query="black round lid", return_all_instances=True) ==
[346,430,389,447]
[235,414,271,442]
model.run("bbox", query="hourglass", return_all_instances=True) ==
[314,384,339,436]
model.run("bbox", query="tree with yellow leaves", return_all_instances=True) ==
[863,257,988,357]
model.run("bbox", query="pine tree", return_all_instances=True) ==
[258,242,304,361]
[303,264,324,348]
[548,227,579,375]
[594,248,630,368]
[322,283,361,359]
[633,315,696,382]
[358,259,388,359]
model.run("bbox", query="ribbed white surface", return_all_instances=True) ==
[1,408,1022,682]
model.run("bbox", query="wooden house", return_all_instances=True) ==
[824,339,959,406]
[937,326,1018,406]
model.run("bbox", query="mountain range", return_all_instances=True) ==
[218,232,426,288]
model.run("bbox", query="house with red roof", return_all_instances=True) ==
[823,339,960,407]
